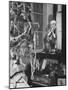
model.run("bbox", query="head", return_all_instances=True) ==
[50,20,56,29]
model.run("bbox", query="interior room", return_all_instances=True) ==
[9,1,66,88]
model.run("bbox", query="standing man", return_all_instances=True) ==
[44,20,57,52]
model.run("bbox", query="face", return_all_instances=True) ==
[50,21,56,29]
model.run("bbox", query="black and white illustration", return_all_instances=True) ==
[9,1,66,88]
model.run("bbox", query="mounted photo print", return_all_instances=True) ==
[9,1,66,89]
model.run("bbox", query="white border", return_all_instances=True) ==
[0,0,67,90]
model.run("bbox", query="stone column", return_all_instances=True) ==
[56,5,62,50]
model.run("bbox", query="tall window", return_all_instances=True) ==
[32,3,43,31]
